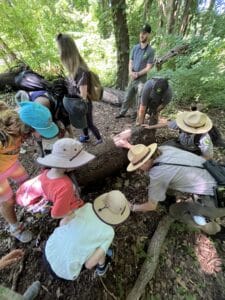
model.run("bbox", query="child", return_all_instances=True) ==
[17,101,59,156]
[16,138,95,223]
[44,190,130,280]
[0,101,32,243]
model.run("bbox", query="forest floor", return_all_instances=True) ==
[0,92,225,300]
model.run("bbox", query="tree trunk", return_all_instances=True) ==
[167,0,178,34]
[126,215,174,300]
[102,87,125,106]
[179,0,192,35]
[73,126,156,187]
[143,0,154,21]
[110,0,129,90]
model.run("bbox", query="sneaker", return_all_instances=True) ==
[79,135,90,143]
[93,139,103,145]
[95,248,113,276]
[115,114,125,119]
[10,223,33,243]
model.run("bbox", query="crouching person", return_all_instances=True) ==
[16,138,95,223]
[43,190,130,280]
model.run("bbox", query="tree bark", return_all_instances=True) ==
[126,215,174,300]
[167,0,178,34]
[102,87,125,106]
[73,126,156,187]
[179,0,192,36]
[110,0,129,90]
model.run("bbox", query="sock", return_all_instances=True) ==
[9,222,20,232]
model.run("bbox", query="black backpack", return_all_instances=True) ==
[14,70,51,91]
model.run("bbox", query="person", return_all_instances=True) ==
[56,33,102,145]
[43,190,130,280]
[136,77,172,125]
[16,138,95,223]
[0,101,32,243]
[143,111,214,159]
[17,101,59,156]
[116,24,155,120]
[15,87,73,138]
[126,143,225,236]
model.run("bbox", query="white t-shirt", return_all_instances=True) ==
[148,146,217,203]
[45,203,114,280]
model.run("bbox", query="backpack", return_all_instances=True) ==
[14,70,51,91]
[16,175,50,213]
[88,71,103,101]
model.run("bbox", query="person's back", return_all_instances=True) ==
[150,145,216,200]
[45,203,115,280]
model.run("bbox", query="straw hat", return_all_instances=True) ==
[93,190,130,225]
[176,111,212,134]
[127,143,158,172]
[37,138,95,168]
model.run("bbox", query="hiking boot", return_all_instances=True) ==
[115,114,125,119]
[79,135,90,143]
[95,248,113,276]
[10,223,32,243]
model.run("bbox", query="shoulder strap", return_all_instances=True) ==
[152,162,204,169]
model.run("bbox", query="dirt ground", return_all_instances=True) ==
[0,92,225,300]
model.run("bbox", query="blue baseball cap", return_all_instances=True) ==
[18,101,59,138]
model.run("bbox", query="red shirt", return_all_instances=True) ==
[40,170,83,218]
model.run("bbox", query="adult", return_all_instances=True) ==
[126,143,225,236]
[143,111,213,159]
[56,33,102,145]
[136,77,172,125]
[116,24,155,120]
[44,190,130,280]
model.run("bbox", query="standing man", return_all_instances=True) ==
[116,24,155,120]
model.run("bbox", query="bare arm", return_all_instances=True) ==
[142,122,169,130]
[129,199,158,212]
[137,63,153,78]
[137,104,147,124]
[79,84,88,100]
[85,248,105,269]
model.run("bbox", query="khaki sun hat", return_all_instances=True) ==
[176,111,212,134]
[93,190,130,225]
[127,143,158,172]
[37,138,95,168]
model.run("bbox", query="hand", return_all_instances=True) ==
[0,249,24,270]
[141,124,151,129]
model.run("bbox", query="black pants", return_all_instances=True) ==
[83,100,101,140]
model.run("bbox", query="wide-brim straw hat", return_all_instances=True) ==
[127,143,158,172]
[176,111,212,134]
[93,190,130,225]
[37,138,95,168]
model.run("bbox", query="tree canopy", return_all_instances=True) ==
[0,0,225,107]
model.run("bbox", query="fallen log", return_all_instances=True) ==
[102,87,125,106]
[73,126,156,187]
[126,215,174,300]
[155,44,189,71]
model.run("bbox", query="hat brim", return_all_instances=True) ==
[176,112,212,134]
[93,193,130,225]
[127,143,158,172]
[34,122,59,138]
[37,150,95,168]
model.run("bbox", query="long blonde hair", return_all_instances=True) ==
[56,33,102,101]
[56,33,88,78]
